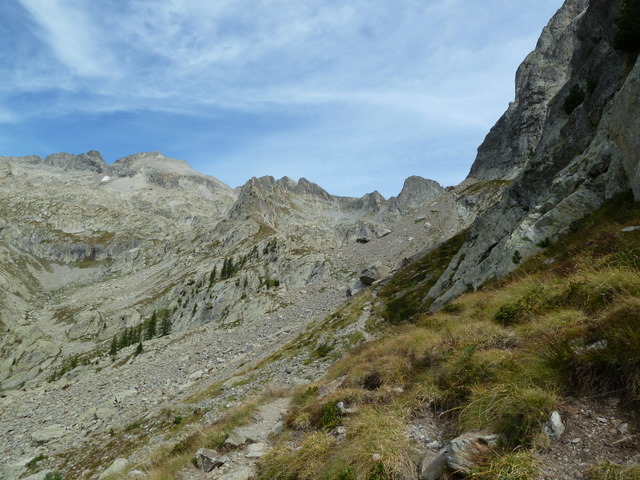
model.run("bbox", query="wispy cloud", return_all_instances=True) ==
[0,0,564,194]
[17,0,117,77]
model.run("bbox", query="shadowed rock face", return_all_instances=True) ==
[430,0,639,307]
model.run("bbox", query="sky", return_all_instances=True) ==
[0,0,564,198]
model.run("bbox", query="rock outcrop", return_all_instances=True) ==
[429,0,639,307]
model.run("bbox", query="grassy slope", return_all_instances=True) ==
[91,193,640,480]
[257,192,640,480]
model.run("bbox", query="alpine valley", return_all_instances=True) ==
[2,0,640,479]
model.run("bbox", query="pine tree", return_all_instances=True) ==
[160,315,172,337]
[109,335,118,356]
[118,329,128,350]
[135,342,143,355]
[146,311,157,340]
[230,257,235,275]
[221,258,229,278]
[209,266,217,287]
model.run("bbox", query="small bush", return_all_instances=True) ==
[536,237,551,249]
[442,302,464,314]
[316,401,343,430]
[45,473,63,480]
[512,250,522,264]
[563,84,585,115]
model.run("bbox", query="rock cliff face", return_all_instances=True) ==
[430,0,640,307]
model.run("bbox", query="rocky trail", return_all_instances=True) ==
[176,398,290,480]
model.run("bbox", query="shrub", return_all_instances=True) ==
[512,250,522,264]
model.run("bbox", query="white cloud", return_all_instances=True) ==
[18,0,116,77]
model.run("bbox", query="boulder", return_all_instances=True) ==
[543,411,565,441]
[98,458,128,479]
[224,430,247,448]
[419,450,447,480]
[31,425,67,444]
[195,448,227,472]
[359,262,390,285]
[445,432,500,474]
[346,279,367,297]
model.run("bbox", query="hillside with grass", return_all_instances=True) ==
[112,194,640,480]
[252,192,640,480]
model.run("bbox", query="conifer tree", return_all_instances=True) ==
[135,342,143,355]
[160,315,172,337]
[118,329,128,350]
[209,266,217,287]
[146,311,157,340]
[109,335,118,356]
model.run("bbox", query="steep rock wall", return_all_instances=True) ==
[430,0,638,307]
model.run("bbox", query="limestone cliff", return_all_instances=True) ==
[430,0,640,307]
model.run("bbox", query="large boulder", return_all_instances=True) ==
[359,262,390,286]
[31,425,67,444]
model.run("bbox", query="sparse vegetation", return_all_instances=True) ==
[254,192,640,479]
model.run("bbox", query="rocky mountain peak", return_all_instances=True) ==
[44,150,108,173]
[388,175,444,214]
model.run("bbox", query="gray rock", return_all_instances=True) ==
[622,226,640,233]
[445,432,500,474]
[245,442,267,458]
[31,425,67,444]
[98,458,129,479]
[271,420,285,436]
[195,448,227,472]
[346,279,367,297]
[224,430,247,448]
[543,411,565,441]
[419,450,448,480]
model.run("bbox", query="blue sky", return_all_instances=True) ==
[0,0,563,197]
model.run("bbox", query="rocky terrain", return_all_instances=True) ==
[1,0,640,478]
[0,148,501,478]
